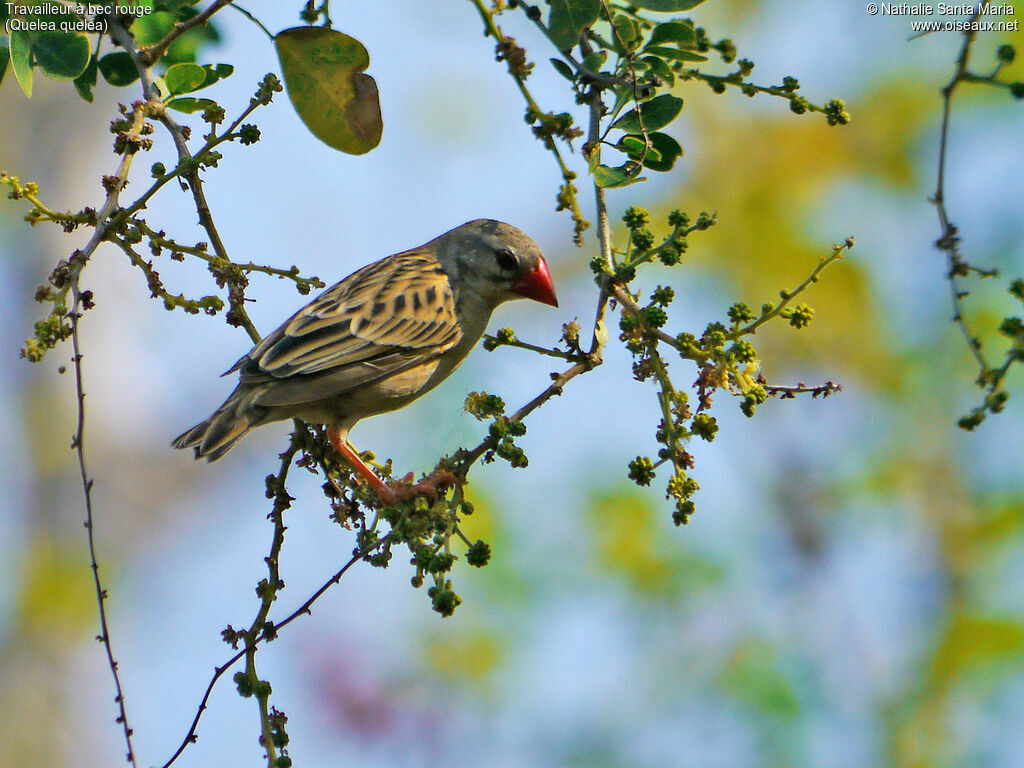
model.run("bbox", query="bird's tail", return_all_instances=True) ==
[172,388,265,462]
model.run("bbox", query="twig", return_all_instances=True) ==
[516,4,628,88]
[271,531,395,635]
[483,333,580,360]
[455,55,615,476]
[159,523,397,768]
[230,3,275,40]
[764,381,842,399]
[595,0,653,159]
[70,284,138,767]
[242,438,300,768]
[733,239,852,338]
[158,646,247,768]
[467,0,588,242]
[454,359,592,473]
[932,4,990,372]
[108,18,263,343]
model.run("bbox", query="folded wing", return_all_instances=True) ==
[230,250,463,406]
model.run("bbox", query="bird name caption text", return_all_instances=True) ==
[5,3,152,35]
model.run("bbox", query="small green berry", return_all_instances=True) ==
[628,456,656,486]
[729,339,757,363]
[643,305,668,329]
[466,540,491,567]
[672,500,695,525]
[788,303,815,329]
[667,209,689,227]
[622,206,650,228]
[728,302,754,324]
[238,124,261,145]
[631,227,656,251]
[691,413,718,441]
[658,244,682,267]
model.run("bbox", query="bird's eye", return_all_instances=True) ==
[494,247,519,272]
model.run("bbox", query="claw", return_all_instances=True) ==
[326,427,457,505]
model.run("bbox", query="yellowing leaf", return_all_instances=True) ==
[275,26,382,155]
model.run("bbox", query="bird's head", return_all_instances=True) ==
[435,219,558,309]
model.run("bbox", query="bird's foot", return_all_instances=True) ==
[378,470,458,505]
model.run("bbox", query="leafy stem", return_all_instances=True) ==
[732,238,853,338]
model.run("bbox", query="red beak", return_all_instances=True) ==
[513,256,558,307]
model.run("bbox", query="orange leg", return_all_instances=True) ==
[326,426,395,502]
[326,426,457,505]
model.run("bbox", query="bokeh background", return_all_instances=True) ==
[2,1,1023,766]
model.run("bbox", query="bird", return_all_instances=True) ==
[173,219,558,501]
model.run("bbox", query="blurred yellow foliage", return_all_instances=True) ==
[585,485,722,599]
[422,627,503,685]
[16,535,95,637]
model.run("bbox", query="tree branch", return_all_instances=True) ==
[136,0,236,66]
[70,286,138,767]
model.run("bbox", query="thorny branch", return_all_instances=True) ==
[929,1,1024,429]
[159,508,399,768]
[71,290,138,767]
[108,16,264,342]
[933,5,991,372]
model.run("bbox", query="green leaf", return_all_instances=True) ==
[609,86,633,121]
[130,10,176,45]
[32,31,90,80]
[631,0,707,11]
[0,37,9,88]
[164,61,206,94]
[591,161,646,188]
[640,55,675,87]
[206,62,233,81]
[582,50,607,72]
[611,15,641,52]
[10,30,32,97]
[640,131,683,171]
[648,20,696,47]
[166,96,217,114]
[612,94,684,134]
[549,57,575,82]
[275,26,382,155]
[164,62,232,96]
[73,54,97,102]
[641,45,708,62]
[547,0,600,51]
[99,51,140,87]
[618,135,663,163]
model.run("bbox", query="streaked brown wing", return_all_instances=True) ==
[232,250,462,390]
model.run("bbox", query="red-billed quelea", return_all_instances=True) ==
[173,219,558,501]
